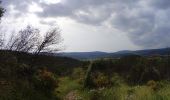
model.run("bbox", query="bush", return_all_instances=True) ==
[111,73,123,87]
[88,89,102,100]
[92,72,110,88]
[128,63,145,84]
[56,77,81,99]
[140,67,160,83]
[147,80,157,91]
[33,68,58,96]
[15,63,33,78]
[72,67,85,84]
[84,63,93,88]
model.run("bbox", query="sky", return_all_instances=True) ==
[0,0,170,52]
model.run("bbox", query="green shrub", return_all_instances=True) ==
[72,67,85,84]
[147,80,157,91]
[84,63,93,88]
[111,73,123,87]
[15,63,33,78]
[89,89,102,100]
[128,58,146,84]
[92,72,109,88]
[33,68,58,96]
[140,67,160,83]
[56,77,81,99]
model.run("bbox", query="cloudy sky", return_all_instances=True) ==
[0,0,170,52]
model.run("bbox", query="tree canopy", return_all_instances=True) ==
[0,1,5,20]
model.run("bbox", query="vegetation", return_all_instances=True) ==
[1,1,170,100]
[0,1,4,20]
[3,25,63,55]
[2,49,170,100]
[0,50,83,100]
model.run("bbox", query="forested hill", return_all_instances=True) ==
[57,48,170,60]
[0,50,83,75]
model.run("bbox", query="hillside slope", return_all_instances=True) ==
[58,48,170,60]
[0,50,84,100]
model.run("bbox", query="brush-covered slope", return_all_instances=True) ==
[0,50,84,100]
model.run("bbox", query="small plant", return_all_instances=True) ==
[88,89,102,100]
[111,73,122,87]
[92,72,109,88]
[72,67,85,84]
[147,80,157,91]
[16,63,32,78]
[33,68,58,96]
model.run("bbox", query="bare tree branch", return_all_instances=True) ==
[35,27,63,55]
[7,26,40,52]
[0,32,4,49]
[5,25,63,54]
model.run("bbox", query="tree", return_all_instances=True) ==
[0,1,5,48]
[0,1,5,20]
[7,26,40,52]
[0,2,62,54]
[6,26,63,54]
[35,27,63,55]
[0,33,4,48]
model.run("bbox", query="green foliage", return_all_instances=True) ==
[86,56,170,85]
[84,61,114,88]
[111,73,124,87]
[147,80,158,91]
[140,67,160,83]
[76,82,170,100]
[88,89,103,100]
[15,63,33,78]
[1,50,170,100]
[56,77,81,99]
[72,67,86,84]
[91,72,110,88]
[33,68,58,96]
[84,63,93,88]
[0,51,65,100]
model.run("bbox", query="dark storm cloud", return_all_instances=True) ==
[1,0,170,48]
[111,0,170,48]
[149,0,170,9]
[37,0,113,25]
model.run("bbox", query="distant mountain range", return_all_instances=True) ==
[55,48,170,60]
